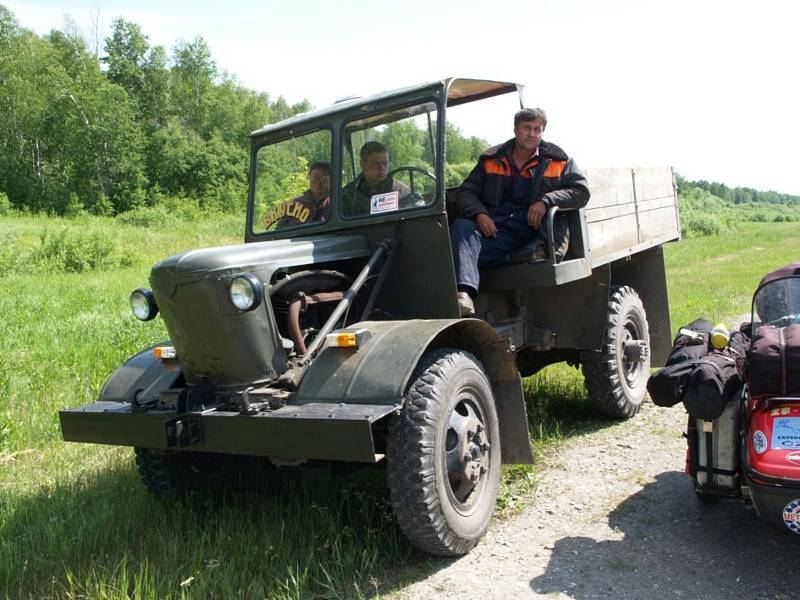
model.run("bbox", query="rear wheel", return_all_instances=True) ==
[582,285,651,418]
[134,448,237,494]
[386,349,501,556]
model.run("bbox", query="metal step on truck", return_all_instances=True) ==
[60,78,680,556]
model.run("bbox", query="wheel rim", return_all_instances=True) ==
[443,389,491,513]
[620,311,647,388]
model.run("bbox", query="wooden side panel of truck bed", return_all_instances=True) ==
[585,166,680,267]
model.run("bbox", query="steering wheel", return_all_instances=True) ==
[388,165,436,196]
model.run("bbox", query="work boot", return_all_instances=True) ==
[457,292,475,317]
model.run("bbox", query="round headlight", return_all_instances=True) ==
[130,288,158,321]
[229,273,263,311]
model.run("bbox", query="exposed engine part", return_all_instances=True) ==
[287,291,346,355]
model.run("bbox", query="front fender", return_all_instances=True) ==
[295,319,533,464]
[99,342,182,405]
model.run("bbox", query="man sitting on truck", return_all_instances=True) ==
[450,107,590,316]
[342,141,413,217]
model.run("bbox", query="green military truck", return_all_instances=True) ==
[60,78,680,556]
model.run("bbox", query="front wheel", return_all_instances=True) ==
[582,285,651,418]
[386,349,501,556]
[134,448,238,494]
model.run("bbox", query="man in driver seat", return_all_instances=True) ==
[342,141,412,217]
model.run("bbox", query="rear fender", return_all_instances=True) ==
[296,319,533,464]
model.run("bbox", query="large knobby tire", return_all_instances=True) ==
[582,285,651,418]
[134,448,237,495]
[387,348,501,556]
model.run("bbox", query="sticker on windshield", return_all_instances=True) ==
[370,191,399,214]
[772,417,800,450]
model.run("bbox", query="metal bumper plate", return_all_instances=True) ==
[59,401,398,463]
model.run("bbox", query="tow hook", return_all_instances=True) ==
[165,418,203,447]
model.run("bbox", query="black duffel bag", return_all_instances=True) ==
[647,319,713,408]
[648,321,748,419]
[682,341,746,420]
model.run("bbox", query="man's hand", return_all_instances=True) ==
[527,201,547,229]
[475,213,497,238]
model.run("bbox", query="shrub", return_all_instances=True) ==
[31,226,132,273]
[117,205,177,228]
[0,192,11,215]
[682,213,722,237]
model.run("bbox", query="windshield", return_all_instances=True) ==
[340,101,438,218]
[752,277,800,328]
[252,129,332,233]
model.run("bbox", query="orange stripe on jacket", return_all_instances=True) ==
[544,160,567,177]
[484,157,541,178]
[484,157,511,176]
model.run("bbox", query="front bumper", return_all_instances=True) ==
[59,400,398,463]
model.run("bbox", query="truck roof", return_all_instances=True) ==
[249,77,522,137]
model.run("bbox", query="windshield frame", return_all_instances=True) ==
[245,85,448,242]
[338,97,442,222]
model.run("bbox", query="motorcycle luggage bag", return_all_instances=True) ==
[648,319,713,408]
[749,324,800,397]
[682,351,744,420]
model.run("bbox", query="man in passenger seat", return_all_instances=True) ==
[450,108,590,316]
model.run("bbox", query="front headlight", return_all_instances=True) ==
[130,288,158,321]
[229,273,263,311]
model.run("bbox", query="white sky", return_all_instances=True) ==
[7,0,800,195]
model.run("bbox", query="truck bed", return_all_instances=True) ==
[586,166,680,268]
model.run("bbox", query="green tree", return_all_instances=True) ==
[103,19,148,101]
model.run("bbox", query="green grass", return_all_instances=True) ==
[665,222,800,328]
[1,215,798,598]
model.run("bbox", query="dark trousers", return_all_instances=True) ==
[450,217,538,295]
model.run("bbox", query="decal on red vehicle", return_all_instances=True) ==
[753,430,768,454]
[782,500,800,534]
[786,451,800,465]
[772,417,800,450]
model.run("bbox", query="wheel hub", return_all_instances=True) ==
[623,340,648,363]
[445,398,490,504]
[620,315,648,385]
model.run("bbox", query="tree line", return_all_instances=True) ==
[3,3,794,219]
[676,175,800,206]
[0,5,490,218]
[0,5,309,215]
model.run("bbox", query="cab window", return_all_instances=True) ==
[340,102,438,218]
[253,129,332,233]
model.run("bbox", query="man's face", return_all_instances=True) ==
[361,151,389,186]
[308,167,330,200]
[514,118,545,154]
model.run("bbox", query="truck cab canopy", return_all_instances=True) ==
[249,78,522,138]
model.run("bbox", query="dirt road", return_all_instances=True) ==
[394,402,797,600]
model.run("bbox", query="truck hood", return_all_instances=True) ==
[151,234,370,296]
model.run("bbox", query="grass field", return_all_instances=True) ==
[1,213,798,599]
